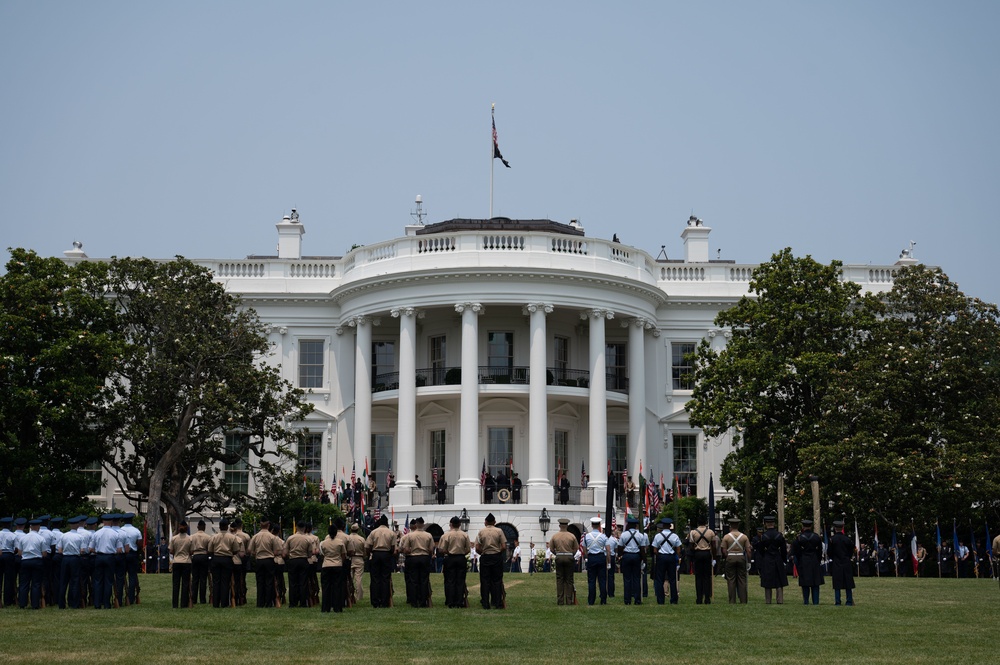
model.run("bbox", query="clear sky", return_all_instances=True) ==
[2,2,998,304]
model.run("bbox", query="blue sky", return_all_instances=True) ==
[2,2,998,304]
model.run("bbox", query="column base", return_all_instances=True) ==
[592,486,608,508]
[526,484,553,506]
[453,484,483,506]
[388,486,417,507]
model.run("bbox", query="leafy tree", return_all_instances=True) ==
[0,249,122,516]
[801,265,1000,527]
[95,257,312,538]
[687,249,875,522]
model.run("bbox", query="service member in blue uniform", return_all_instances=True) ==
[120,513,143,605]
[16,519,46,609]
[618,516,649,605]
[583,517,610,605]
[91,514,124,609]
[651,517,683,604]
[57,516,86,609]
[0,517,16,607]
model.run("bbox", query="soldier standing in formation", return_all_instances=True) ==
[364,514,396,607]
[167,523,192,608]
[437,516,472,608]
[248,519,284,608]
[721,518,751,604]
[618,515,648,605]
[828,520,856,606]
[476,513,507,609]
[582,517,610,605]
[651,517,683,605]
[208,519,245,608]
[400,517,435,607]
[792,518,825,605]
[758,515,788,604]
[319,518,350,613]
[189,520,211,604]
[347,524,367,604]
[688,516,718,604]
[548,517,579,605]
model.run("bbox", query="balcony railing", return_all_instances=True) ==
[371,367,629,393]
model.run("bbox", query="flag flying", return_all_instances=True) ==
[604,467,615,538]
[910,521,919,576]
[874,521,879,550]
[351,463,356,487]
[302,474,308,498]
[385,460,392,492]
[492,111,511,168]
[364,457,370,480]
[481,459,487,486]
[432,466,437,488]
[403,513,409,535]
[581,460,586,487]
[854,520,860,553]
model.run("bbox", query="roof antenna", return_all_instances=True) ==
[411,195,426,225]
[656,245,668,260]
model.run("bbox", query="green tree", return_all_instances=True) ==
[96,257,312,538]
[801,265,1000,527]
[686,249,874,522]
[0,249,122,515]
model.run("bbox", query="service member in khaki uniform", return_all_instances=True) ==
[687,517,718,604]
[364,514,396,607]
[721,517,750,604]
[548,518,580,605]
[476,513,507,609]
[347,524,367,603]
[319,518,351,613]
[400,517,435,607]
[207,519,245,608]
[167,522,192,608]
[231,519,252,605]
[189,521,212,605]
[284,523,316,608]
[437,516,472,608]
[248,520,284,607]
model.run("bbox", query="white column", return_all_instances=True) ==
[390,306,421,506]
[583,308,613,506]
[349,315,378,474]
[625,317,653,489]
[454,302,484,505]
[525,302,553,504]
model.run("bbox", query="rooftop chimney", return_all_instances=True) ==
[681,216,711,262]
[277,209,304,259]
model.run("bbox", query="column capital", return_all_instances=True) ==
[455,302,485,315]
[345,315,381,328]
[522,302,554,316]
[621,316,655,331]
[390,306,424,319]
[581,308,614,321]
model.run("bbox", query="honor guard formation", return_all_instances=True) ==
[2,512,998,611]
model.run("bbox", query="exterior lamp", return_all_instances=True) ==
[539,507,551,536]
[459,508,470,533]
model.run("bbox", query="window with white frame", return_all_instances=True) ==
[298,339,325,388]
[554,430,569,480]
[372,340,396,389]
[224,433,250,495]
[429,335,447,384]
[554,336,570,382]
[430,429,446,484]
[81,461,103,495]
[673,433,697,495]
[671,342,696,390]
[606,342,627,391]
[607,433,627,493]
[370,433,393,493]
[298,432,323,485]
[488,427,513,478]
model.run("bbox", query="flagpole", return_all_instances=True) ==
[490,103,495,219]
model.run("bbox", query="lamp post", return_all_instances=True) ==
[538,507,551,537]
[459,508,470,533]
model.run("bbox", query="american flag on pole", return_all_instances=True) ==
[351,463,356,487]
[492,110,511,168]
[480,459,487,486]
[581,460,586,487]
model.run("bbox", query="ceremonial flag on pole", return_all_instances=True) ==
[581,460,586,487]
[481,459,487,486]
[910,521,919,576]
[604,466,615,538]
[403,513,410,535]
[432,466,437,488]
[873,521,879,550]
[708,473,716,531]
[351,463,356,487]
[302,474,308,498]
[364,457,370,480]
[986,521,993,559]
[492,109,511,168]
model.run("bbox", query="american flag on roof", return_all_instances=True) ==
[492,111,510,168]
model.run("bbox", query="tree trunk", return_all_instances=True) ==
[144,402,197,542]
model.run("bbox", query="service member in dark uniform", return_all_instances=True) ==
[476,513,507,609]
[0,517,17,607]
[558,475,571,505]
[757,515,788,604]
[437,516,472,608]
[828,519,856,606]
[650,517,683,605]
[791,518,824,605]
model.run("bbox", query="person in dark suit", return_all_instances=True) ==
[558,475,570,505]
[511,473,522,503]
[828,520,856,606]
[791,518,824,605]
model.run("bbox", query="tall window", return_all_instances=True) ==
[429,335,447,384]
[487,331,514,381]
[224,433,250,495]
[607,433,627,492]
[372,341,396,388]
[554,430,569,480]
[672,342,696,390]
[606,342,627,391]
[554,336,570,382]
[81,461,103,495]
[430,429,446,482]
[371,433,393,494]
[298,432,323,485]
[487,427,513,478]
[298,339,324,388]
[673,433,698,494]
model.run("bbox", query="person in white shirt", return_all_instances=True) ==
[582,517,610,605]
[510,541,522,573]
[528,542,537,574]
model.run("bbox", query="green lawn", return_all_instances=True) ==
[1,572,997,664]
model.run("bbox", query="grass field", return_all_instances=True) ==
[1,572,997,664]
